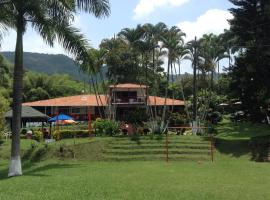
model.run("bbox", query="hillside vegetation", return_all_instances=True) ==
[1,51,107,81]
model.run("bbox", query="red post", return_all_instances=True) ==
[165,133,169,162]
[88,107,92,138]
[56,110,59,132]
[210,134,214,162]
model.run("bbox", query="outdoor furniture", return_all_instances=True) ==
[3,132,12,141]
[26,130,33,139]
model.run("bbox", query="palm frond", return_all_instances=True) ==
[75,0,110,18]
[55,23,90,65]
[0,3,15,47]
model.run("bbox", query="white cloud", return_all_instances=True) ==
[133,0,190,20]
[177,9,233,41]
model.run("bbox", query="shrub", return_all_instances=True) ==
[0,94,9,134]
[52,130,90,140]
[32,130,43,142]
[20,128,27,135]
[122,108,148,123]
[53,131,61,141]
[169,113,187,126]
[92,118,120,136]
[206,111,223,124]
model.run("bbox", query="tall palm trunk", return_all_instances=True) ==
[90,76,102,118]
[94,75,106,118]
[211,69,214,91]
[9,14,24,177]
[152,48,157,118]
[161,57,171,132]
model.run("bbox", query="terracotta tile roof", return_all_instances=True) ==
[148,96,184,106]
[23,95,184,107]
[23,95,107,107]
[108,83,148,89]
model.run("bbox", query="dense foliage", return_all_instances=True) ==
[228,0,270,121]
[23,72,86,102]
[0,55,11,133]
[92,118,120,136]
[0,94,9,134]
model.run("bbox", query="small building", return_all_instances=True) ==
[22,83,185,121]
[5,106,49,128]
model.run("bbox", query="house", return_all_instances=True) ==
[23,83,184,121]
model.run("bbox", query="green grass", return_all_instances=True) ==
[213,118,270,158]
[216,117,270,140]
[0,159,269,200]
[0,119,269,200]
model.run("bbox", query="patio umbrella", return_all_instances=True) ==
[219,103,229,106]
[62,119,76,124]
[234,101,242,105]
[48,113,74,122]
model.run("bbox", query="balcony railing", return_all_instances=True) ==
[111,96,146,105]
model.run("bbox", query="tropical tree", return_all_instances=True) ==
[141,22,167,95]
[159,26,185,132]
[118,25,144,52]
[100,37,139,83]
[199,33,227,91]
[118,25,145,77]
[0,0,110,177]
[228,0,270,121]
[142,22,167,70]
[83,48,109,118]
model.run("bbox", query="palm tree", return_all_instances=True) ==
[159,26,185,132]
[84,48,109,118]
[118,25,144,51]
[199,34,227,91]
[219,29,236,69]
[142,22,167,94]
[0,0,110,177]
[118,25,144,77]
[142,22,167,72]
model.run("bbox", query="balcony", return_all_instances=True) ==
[111,96,146,105]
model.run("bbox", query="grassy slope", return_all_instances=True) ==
[216,117,270,140]
[214,118,270,158]
[0,121,270,200]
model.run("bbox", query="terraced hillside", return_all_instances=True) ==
[0,136,213,162]
[103,135,213,162]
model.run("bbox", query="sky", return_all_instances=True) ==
[1,0,234,73]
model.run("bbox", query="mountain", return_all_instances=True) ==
[1,51,107,81]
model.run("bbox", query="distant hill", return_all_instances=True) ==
[1,51,107,81]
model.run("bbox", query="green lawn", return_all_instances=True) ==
[0,159,269,200]
[216,117,270,140]
[0,119,269,200]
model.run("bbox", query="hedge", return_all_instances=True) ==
[52,130,90,140]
